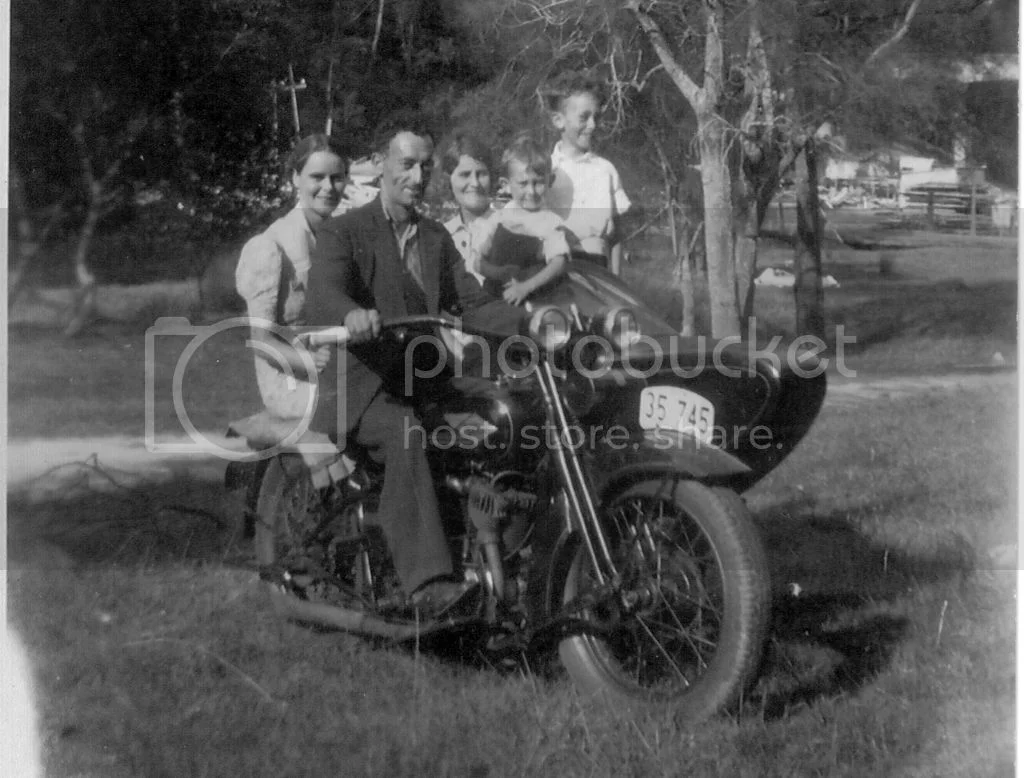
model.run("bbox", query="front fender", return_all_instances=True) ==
[526,431,749,627]
[592,429,750,499]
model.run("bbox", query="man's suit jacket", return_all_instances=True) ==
[306,196,522,433]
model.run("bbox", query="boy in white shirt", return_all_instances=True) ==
[474,135,573,306]
[543,74,632,272]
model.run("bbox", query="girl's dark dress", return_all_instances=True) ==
[480,224,547,298]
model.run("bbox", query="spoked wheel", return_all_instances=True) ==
[253,455,365,604]
[253,455,324,575]
[558,479,769,722]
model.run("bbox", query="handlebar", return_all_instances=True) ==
[293,314,516,349]
[297,326,352,347]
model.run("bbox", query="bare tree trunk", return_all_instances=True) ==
[371,0,386,60]
[678,214,700,337]
[737,185,761,331]
[64,194,100,337]
[65,122,105,337]
[395,0,421,70]
[646,127,697,335]
[792,138,825,340]
[699,113,739,338]
[629,0,737,336]
[734,172,781,329]
[9,165,66,308]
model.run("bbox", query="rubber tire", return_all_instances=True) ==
[557,480,770,723]
[253,455,317,570]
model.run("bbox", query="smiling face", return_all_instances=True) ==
[503,158,548,212]
[292,150,347,221]
[449,154,491,218]
[379,131,434,212]
[552,91,600,155]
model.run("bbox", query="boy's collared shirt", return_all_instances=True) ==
[447,204,571,279]
[548,141,631,258]
[477,203,571,268]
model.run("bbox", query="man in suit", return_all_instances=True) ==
[306,118,523,614]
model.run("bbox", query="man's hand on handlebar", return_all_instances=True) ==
[344,308,381,344]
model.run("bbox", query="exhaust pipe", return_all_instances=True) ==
[265,585,467,642]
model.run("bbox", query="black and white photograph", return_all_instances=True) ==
[5,0,1019,775]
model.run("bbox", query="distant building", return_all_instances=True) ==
[823,54,1017,191]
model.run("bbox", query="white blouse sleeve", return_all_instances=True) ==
[235,233,283,326]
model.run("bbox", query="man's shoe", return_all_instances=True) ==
[409,577,478,618]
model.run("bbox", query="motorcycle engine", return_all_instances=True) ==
[445,473,534,556]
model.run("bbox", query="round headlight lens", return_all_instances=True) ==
[602,306,641,350]
[528,305,572,351]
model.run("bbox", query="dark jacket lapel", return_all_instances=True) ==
[364,198,408,318]
[418,221,441,314]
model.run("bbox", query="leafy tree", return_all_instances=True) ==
[458,0,1008,339]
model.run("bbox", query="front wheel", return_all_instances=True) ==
[558,479,769,722]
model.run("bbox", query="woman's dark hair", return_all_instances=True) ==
[440,132,494,176]
[500,134,551,178]
[286,134,349,176]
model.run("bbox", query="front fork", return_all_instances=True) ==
[535,361,620,587]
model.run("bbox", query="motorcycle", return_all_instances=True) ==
[224,266,827,722]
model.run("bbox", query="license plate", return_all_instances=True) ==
[638,386,715,442]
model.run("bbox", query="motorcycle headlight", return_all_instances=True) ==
[527,305,572,352]
[602,306,641,350]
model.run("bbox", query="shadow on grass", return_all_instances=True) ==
[748,497,975,720]
[7,471,244,571]
[830,278,1017,355]
[9,469,979,722]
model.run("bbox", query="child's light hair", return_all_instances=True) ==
[540,72,607,114]
[500,134,551,179]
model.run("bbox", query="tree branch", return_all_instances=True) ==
[626,1,701,109]
[371,0,385,60]
[864,0,925,67]
[702,0,725,103]
[740,9,773,161]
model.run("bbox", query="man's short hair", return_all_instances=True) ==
[541,72,607,114]
[371,112,437,156]
[500,134,551,179]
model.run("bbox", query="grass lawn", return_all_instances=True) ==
[6,222,1017,776]
[622,224,1017,374]
[7,378,1016,777]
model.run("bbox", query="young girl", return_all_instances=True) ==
[476,135,573,306]
[235,134,347,419]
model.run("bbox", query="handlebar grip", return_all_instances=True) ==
[297,326,351,348]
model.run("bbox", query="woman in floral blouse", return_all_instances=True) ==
[235,134,348,419]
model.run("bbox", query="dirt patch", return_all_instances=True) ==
[827,369,1016,407]
[7,435,244,502]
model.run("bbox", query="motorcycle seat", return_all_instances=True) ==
[225,411,381,476]
[226,410,336,452]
